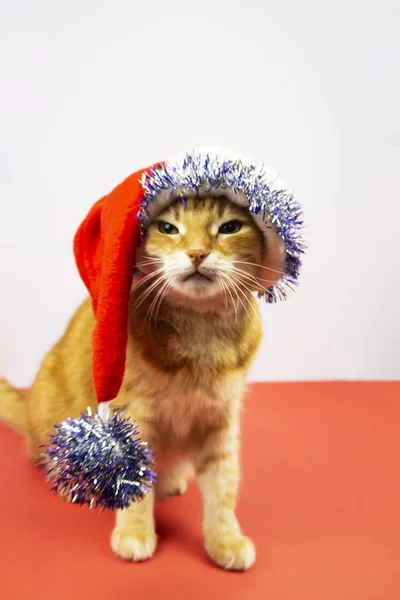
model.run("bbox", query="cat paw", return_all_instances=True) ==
[205,534,256,571]
[111,528,157,562]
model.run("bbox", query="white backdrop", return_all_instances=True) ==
[1,0,399,386]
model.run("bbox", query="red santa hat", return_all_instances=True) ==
[73,147,304,406]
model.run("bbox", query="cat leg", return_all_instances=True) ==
[111,488,157,562]
[195,427,255,571]
[111,413,158,562]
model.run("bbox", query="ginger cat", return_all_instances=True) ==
[0,196,279,571]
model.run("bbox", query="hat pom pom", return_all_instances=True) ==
[39,404,156,510]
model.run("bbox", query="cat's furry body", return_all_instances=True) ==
[0,197,283,571]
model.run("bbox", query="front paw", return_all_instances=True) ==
[205,534,256,571]
[111,528,157,562]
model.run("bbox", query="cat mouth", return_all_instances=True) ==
[183,271,213,282]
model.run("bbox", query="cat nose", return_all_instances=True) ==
[187,250,209,267]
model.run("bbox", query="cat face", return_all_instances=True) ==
[136,197,265,306]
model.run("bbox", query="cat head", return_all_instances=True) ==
[135,196,285,310]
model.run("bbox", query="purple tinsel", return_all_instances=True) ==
[40,409,156,510]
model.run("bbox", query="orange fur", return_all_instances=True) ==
[0,197,273,571]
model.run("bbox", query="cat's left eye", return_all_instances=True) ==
[218,220,243,235]
[157,221,179,235]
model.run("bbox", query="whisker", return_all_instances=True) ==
[135,259,164,268]
[216,277,229,312]
[216,264,275,294]
[231,285,251,322]
[133,275,168,310]
[135,266,164,279]
[149,279,170,325]
[215,258,281,284]
[145,278,171,330]
[218,273,246,324]
[133,268,165,291]
[136,256,163,263]
[234,260,284,276]
[217,274,239,323]
[136,263,182,319]
[231,271,275,300]
[222,272,261,325]
[229,271,263,295]
[133,259,181,291]
[153,280,173,324]
[232,280,261,325]
[221,274,252,323]
[229,266,277,286]
[145,287,162,326]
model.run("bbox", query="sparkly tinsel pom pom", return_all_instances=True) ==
[39,408,156,510]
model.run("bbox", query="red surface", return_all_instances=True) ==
[1,382,399,600]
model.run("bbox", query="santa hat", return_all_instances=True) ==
[73,147,304,407]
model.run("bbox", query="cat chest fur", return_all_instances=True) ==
[123,305,261,443]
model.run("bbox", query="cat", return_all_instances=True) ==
[0,196,284,571]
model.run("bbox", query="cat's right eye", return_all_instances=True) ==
[218,220,243,235]
[157,221,179,235]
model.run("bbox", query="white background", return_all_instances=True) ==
[0,0,399,386]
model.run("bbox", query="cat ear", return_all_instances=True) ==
[73,170,148,403]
